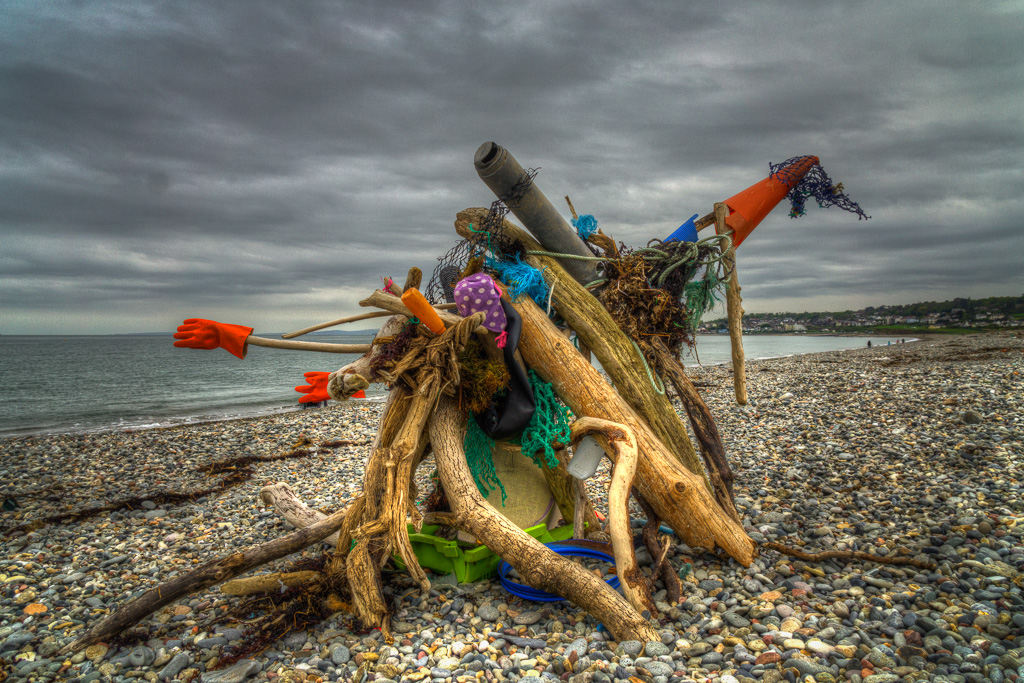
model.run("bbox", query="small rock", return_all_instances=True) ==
[160,652,190,681]
[199,658,261,683]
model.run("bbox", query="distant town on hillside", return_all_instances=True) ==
[702,295,1024,334]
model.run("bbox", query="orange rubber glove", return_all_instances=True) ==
[295,371,331,404]
[173,318,254,359]
[401,288,446,335]
[295,372,366,402]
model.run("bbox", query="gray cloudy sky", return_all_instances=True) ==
[3,1,1023,334]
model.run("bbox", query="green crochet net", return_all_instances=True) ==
[463,415,506,505]
[511,370,573,470]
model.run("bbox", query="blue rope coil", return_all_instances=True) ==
[498,542,621,602]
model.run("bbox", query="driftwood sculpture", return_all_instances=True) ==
[64,142,872,654]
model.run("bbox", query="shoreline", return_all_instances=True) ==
[1,334,934,441]
[1,331,1022,683]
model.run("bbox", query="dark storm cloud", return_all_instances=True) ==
[2,0,1022,334]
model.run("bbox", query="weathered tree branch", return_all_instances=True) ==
[570,418,651,616]
[260,482,339,546]
[60,504,351,654]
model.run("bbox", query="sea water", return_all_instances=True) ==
[0,333,903,437]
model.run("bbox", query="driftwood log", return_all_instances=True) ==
[326,315,408,401]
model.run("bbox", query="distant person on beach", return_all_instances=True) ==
[867,340,872,348]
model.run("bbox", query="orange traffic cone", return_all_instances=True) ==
[722,155,819,248]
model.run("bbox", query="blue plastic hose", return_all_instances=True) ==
[497,542,621,602]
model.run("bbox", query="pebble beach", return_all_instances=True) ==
[1,332,1022,683]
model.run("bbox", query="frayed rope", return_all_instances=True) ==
[485,254,550,306]
[571,214,599,241]
[770,157,870,221]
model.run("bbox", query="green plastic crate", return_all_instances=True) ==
[391,522,575,583]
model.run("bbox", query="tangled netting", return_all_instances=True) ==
[600,234,733,354]
[463,370,572,500]
[464,415,507,504]
[510,370,573,470]
[425,169,539,304]
[770,156,870,221]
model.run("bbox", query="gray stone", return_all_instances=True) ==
[329,643,350,665]
[200,658,261,683]
[961,411,984,424]
[616,640,643,657]
[514,611,542,625]
[642,660,675,677]
[197,637,228,649]
[644,641,670,657]
[790,659,831,676]
[128,646,156,667]
[2,631,35,653]
[478,604,500,622]
[863,675,900,683]
[566,638,588,658]
[867,647,896,669]
[505,635,546,649]
[160,652,190,681]
[724,612,751,628]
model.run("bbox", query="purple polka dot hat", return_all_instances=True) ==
[454,273,508,337]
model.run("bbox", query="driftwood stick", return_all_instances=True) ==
[715,202,748,405]
[650,337,741,524]
[247,336,371,354]
[60,504,351,654]
[429,396,659,643]
[761,542,937,570]
[281,311,392,339]
[570,418,651,616]
[220,571,322,596]
[401,267,423,293]
[694,211,716,232]
[359,290,486,335]
[634,490,684,605]
[260,482,339,546]
[564,195,579,220]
